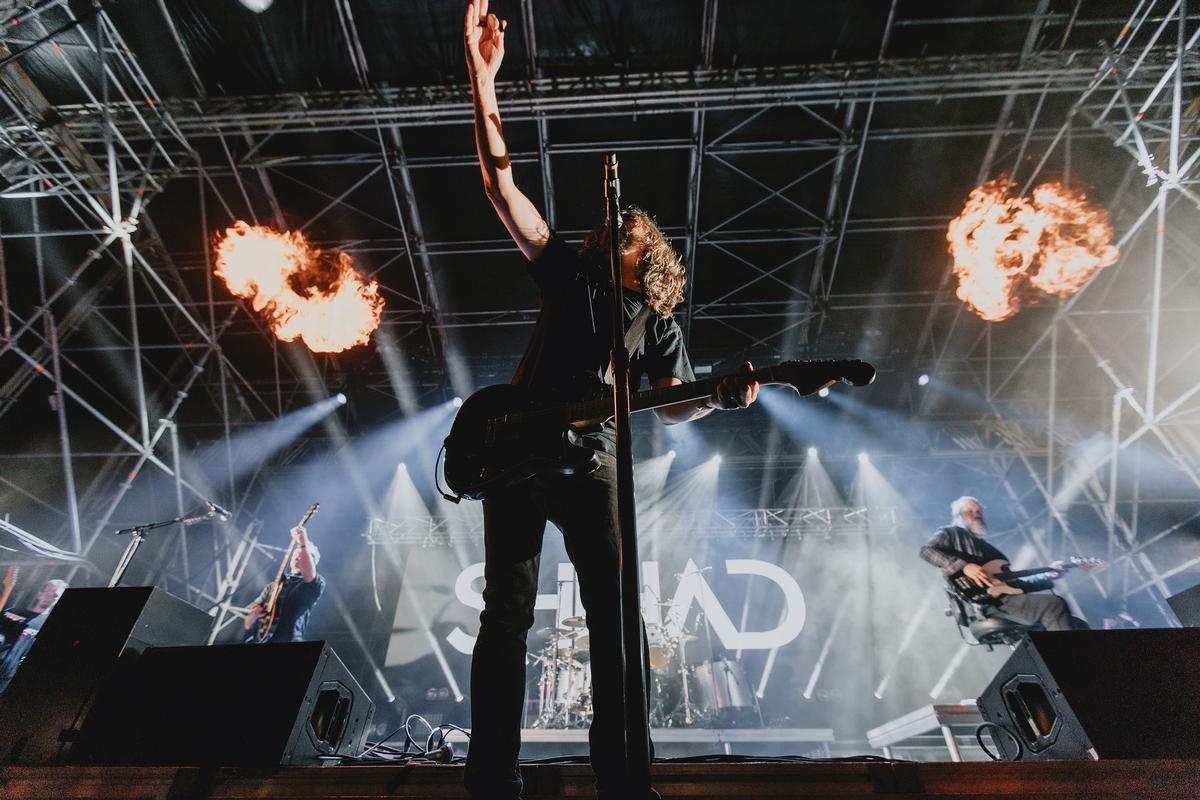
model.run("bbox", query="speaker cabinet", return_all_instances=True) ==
[72,640,374,765]
[0,586,211,764]
[1167,584,1200,627]
[977,629,1200,760]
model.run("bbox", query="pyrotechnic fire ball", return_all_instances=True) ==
[946,178,1119,322]
[213,221,384,353]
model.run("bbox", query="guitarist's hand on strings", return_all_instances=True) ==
[707,361,761,410]
[244,602,266,631]
[962,562,996,589]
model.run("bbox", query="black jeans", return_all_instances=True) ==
[464,451,656,800]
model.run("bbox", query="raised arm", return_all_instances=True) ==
[465,1,549,261]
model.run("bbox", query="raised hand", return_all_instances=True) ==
[464,0,506,81]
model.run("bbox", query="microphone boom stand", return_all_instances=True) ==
[605,153,653,792]
[108,508,215,588]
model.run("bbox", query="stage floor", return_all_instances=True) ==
[2,759,1197,799]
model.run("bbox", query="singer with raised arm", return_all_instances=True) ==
[244,525,325,643]
[461,2,758,798]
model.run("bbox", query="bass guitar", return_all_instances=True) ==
[950,556,1106,604]
[442,359,875,500]
[252,502,319,643]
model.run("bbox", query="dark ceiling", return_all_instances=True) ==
[0,0,1194,485]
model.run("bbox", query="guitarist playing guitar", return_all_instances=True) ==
[244,516,324,644]
[459,3,872,798]
[921,496,1102,631]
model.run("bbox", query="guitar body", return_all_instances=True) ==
[442,359,877,501]
[254,584,284,643]
[443,384,601,500]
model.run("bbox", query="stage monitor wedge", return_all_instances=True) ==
[0,586,211,764]
[1167,584,1200,627]
[72,640,374,766]
[977,629,1200,760]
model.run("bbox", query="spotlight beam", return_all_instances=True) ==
[801,598,851,700]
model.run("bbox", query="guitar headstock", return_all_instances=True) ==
[299,502,320,527]
[1070,556,1107,570]
[769,359,877,396]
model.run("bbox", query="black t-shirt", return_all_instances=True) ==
[0,607,40,647]
[251,574,325,643]
[512,234,695,454]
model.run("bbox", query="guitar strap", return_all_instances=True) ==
[604,302,653,385]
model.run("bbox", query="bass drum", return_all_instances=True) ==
[692,659,761,727]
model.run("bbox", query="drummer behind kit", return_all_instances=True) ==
[530,610,763,729]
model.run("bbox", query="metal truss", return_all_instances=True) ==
[0,0,1197,660]
[364,506,898,547]
[921,1,1200,621]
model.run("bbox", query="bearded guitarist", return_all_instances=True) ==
[244,525,325,643]
[462,3,759,798]
[921,496,1091,632]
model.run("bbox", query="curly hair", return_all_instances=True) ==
[581,207,686,317]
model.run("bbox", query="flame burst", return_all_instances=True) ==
[214,222,384,353]
[946,178,1119,322]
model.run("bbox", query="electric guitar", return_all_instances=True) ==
[442,359,876,500]
[950,557,1106,604]
[252,502,319,643]
[0,565,17,611]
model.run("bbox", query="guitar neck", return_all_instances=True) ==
[1002,564,1078,581]
[565,365,785,426]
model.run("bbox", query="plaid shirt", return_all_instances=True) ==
[920,525,1054,592]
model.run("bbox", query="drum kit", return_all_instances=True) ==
[530,611,762,729]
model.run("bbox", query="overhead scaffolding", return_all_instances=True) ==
[0,1,1195,669]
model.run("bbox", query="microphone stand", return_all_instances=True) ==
[108,507,216,588]
[604,153,653,792]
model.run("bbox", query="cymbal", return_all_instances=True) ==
[535,626,573,637]
[557,633,589,649]
[561,616,587,628]
[557,647,589,661]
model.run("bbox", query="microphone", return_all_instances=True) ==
[179,509,215,526]
[208,502,233,522]
[425,742,454,763]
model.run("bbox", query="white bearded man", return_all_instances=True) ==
[921,496,1087,632]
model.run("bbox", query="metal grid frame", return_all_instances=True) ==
[0,3,1195,670]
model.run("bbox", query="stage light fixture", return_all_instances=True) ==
[452,396,464,408]
[667,449,677,458]
[917,374,930,386]
[336,393,348,405]
[858,452,870,463]
[807,447,818,457]
[397,462,407,472]
[818,387,830,398]
[712,454,722,464]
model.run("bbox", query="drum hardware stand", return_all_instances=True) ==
[677,627,695,726]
